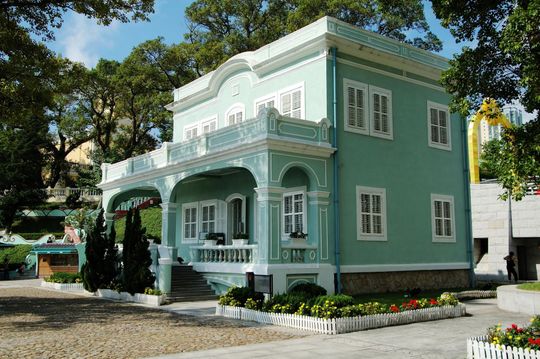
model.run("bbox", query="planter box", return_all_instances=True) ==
[467,336,540,359]
[204,240,218,246]
[41,281,84,292]
[216,304,466,335]
[96,288,166,306]
[232,239,249,246]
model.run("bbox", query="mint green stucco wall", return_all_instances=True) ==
[172,54,328,143]
[330,51,468,267]
[174,169,257,260]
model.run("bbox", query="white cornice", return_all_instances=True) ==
[167,16,449,111]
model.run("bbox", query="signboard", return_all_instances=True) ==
[246,272,273,295]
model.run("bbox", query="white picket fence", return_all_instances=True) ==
[468,336,540,359]
[452,290,497,300]
[41,281,84,291]
[216,304,466,335]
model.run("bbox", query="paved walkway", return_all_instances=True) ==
[1,279,533,359]
[150,299,532,359]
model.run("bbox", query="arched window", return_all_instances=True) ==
[226,104,245,126]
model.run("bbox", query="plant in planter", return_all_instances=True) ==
[289,231,308,244]
[232,232,249,246]
[205,233,218,246]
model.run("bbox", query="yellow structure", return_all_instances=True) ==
[468,99,512,183]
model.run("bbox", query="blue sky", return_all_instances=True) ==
[47,1,466,67]
[44,1,534,121]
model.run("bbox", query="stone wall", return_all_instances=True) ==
[471,183,540,281]
[341,269,470,295]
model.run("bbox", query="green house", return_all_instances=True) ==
[98,17,472,295]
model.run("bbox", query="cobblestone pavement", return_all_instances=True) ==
[0,287,307,359]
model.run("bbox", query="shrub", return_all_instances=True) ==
[262,293,309,313]
[0,245,32,265]
[310,294,354,308]
[122,208,155,295]
[339,305,363,317]
[144,287,162,296]
[358,301,389,315]
[45,272,82,283]
[218,286,263,307]
[310,300,340,319]
[438,293,459,306]
[289,282,326,298]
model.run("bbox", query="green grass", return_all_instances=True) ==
[517,282,540,291]
[114,207,162,243]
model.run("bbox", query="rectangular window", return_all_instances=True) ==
[227,111,243,126]
[369,86,393,139]
[255,96,276,116]
[343,79,392,140]
[431,194,455,242]
[183,124,198,141]
[344,80,368,134]
[201,118,217,134]
[280,85,303,119]
[200,201,217,234]
[283,191,305,235]
[356,186,387,241]
[428,101,451,150]
[182,202,198,242]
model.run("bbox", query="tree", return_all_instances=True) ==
[81,209,118,292]
[431,0,540,199]
[43,60,94,188]
[0,117,48,230]
[184,0,442,73]
[122,208,154,295]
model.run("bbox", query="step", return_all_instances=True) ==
[166,295,217,303]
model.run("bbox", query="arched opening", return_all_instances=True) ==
[170,167,257,256]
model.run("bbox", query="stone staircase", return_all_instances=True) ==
[167,265,217,302]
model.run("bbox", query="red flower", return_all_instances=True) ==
[390,305,400,313]
[429,298,438,306]
[512,324,518,330]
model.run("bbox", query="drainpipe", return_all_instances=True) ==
[331,47,342,293]
[462,117,476,288]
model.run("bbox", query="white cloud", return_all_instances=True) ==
[58,14,118,68]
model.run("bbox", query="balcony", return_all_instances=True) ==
[191,244,258,264]
[100,111,333,185]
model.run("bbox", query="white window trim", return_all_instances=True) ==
[278,82,305,119]
[183,123,199,141]
[201,116,218,134]
[225,103,245,126]
[181,202,199,243]
[427,101,452,151]
[369,85,393,140]
[343,79,393,140]
[282,186,307,240]
[254,93,277,117]
[356,186,387,242]
[343,79,369,135]
[431,193,456,243]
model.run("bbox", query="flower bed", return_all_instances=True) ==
[467,317,540,358]
[215,285,466,335]
[216,304,466,335]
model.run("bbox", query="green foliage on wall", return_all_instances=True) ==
[114,207,161,243]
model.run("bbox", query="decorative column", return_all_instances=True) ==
[306,191,331,263]
[157,202,177,294]
[254,187,284,265]
[104,212,116,236]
